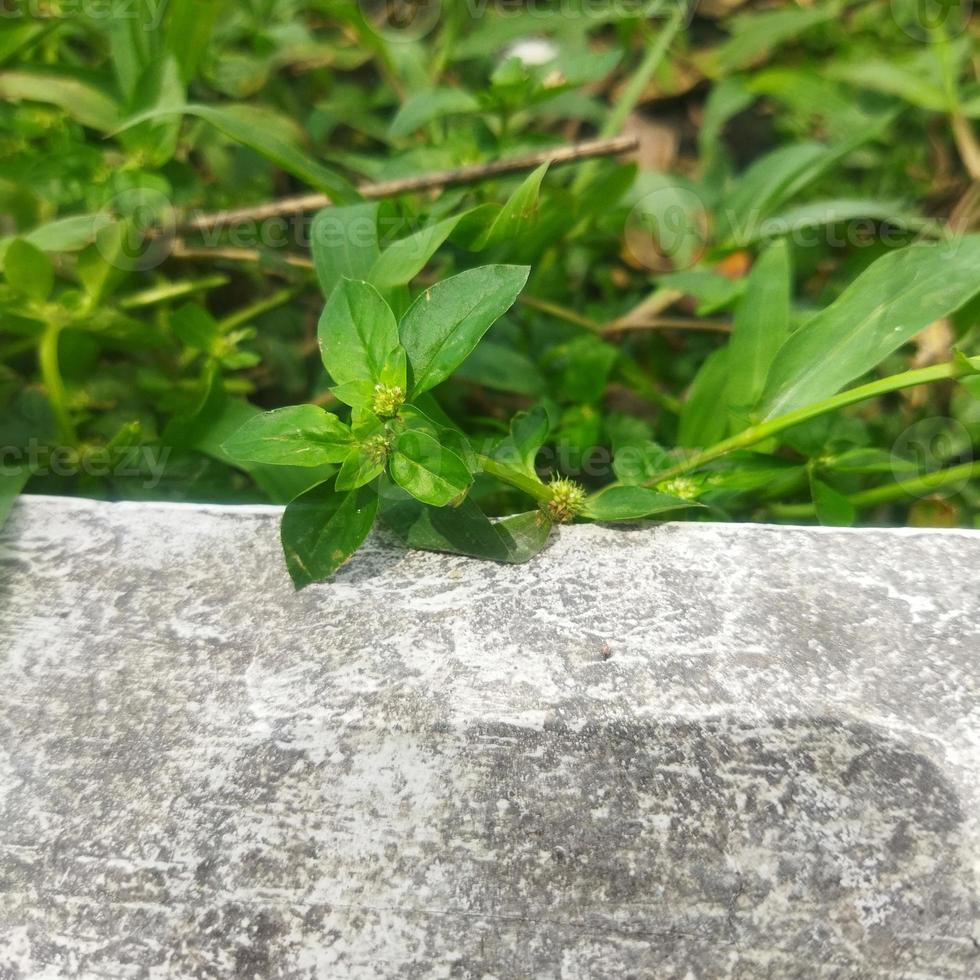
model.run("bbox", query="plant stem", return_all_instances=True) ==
[219,286,302,332]
[117,275,229,309]
[39,323,77,446]
[478,455,552,503]
[518,294,602,332]
[646,355,980,486]
[771,460,980,519]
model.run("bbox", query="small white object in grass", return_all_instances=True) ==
[502,38,558,67]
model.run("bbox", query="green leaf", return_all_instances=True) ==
[455,341,545,396]
[0,69,121,131]
[281,480,378,588]
[678,346,731,448]
[399,265,530,395]
[493,407,550,480]
[470,163,549,250]
[171,303,220,350]
[318,278,402,388]
[368,212,469,291]
[760,236,980,418]
[726,240,792,420]
[388,87,481,138]
[167,0,224,84]
[382,490,552,564]
[0,464,30,529]
[114,104,358,201]
[335,444,385,491]
[194,397,334,503]
[3,239,53,302]
[390,429,472,506]
[582,486,697,521]
[810,474,857,526]
[223,405,352,466]
[311,203,380,297]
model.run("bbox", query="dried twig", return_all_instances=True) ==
[177,135,639,235]
[602,316,731,336]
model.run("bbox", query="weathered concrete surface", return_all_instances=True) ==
[0,494,978,979]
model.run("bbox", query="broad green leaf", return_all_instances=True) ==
[388,87,481,138]
[369,212,469,290]
[318,279,401,387]
[810,475,857,526]
[455,341,545,396]
[726,240,792,420]
[399,265,530,395]
[223,405,352,466]
[612,441,671,485]
[678,346,731,448]
[760,236,980,418]
[195,397,334,502]
[582,486,697,521]
[382,490,552,564]
[311,203,380,297]
[0,70,121,131]
[281,480,378,588]
[114,104,358,201]
[390,429,472,506]
[3,239,53,302]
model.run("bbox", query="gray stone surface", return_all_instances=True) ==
[0,494,978,979]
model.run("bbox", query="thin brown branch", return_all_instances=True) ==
[171,241,314,272]
[177,136,639,234]
[952,114,980,181]
[602,316,732,336]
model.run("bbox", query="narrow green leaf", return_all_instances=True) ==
[761,236,980,418]
[678,346,731,448]
[311,203,380,297]
[114,104,358,200]
[318,278,402,388]
[388,87,481,138]
[369,212,469,290]
[281,480,378,588]
[399,265,530,395]
[3,239,53,302]
[0,70,121,131]
[726,240,792,421]
[0,464,31,529]
[167,0,224,84]
[582,486,697,521]
[471,163,549,250]
[223,405,352,466]
[390,429,472,506]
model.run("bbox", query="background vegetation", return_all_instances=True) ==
[2,0,979,543]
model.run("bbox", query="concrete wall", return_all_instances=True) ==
[1,496,978,978]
